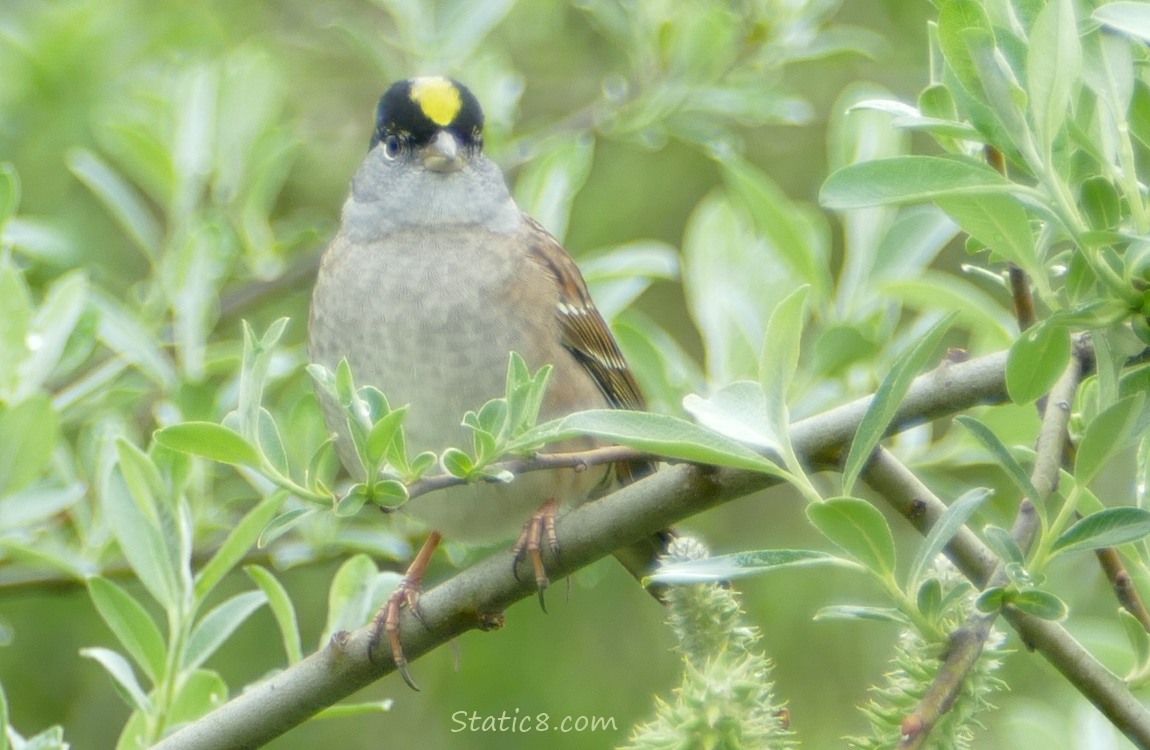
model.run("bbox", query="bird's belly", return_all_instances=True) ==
[309,232,605,541]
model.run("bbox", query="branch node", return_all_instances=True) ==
[909,498,927,521]
[476,612,505,632]
[900,713,925,744]
[329,630,352,654]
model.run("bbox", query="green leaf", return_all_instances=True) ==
[1094,2,1150,44]
[520,409,784,476]
[1080,177,1122,232]
[580,241,680,320]
[91,290,177,388]
[306,362,338,401]
[470,397,508,436]
[409,451,438,478]
[966,31,1032,155]
[723,159,830,297]
[86,577,167,683]
[807,496,896,579]
[0,396,59,495]
[258,507,315,547]
[842,314,954,494]
[115,439,166,522]
[955,416,1041,502]
[66,149,161,258]
[682,381,784,456]
[881,274,1014,348]
[648,549,859,584]
[316,701,395,719]
[917,577,943,621]
[976,586,1008,612]
[504,353,551,437]
[939,580,976,615]
[1120,608,1150,678]
[820,156,1016,210]
[194,492,286,601]
[0,537,91,581]
[1028,0,1082,153]
[892,113,983,142]
[979,524,1025,565]
[758,285,809,435]
[852,93,977,144]
[154,422,261,467]
[0,483,85,531]
[0,259,32,397]
[812,605,907,624]
[935,194,1041,282]
[256,408,288,476]
[938,0,995,101]
[682,193,806,383]
[366,408,408,465]
[102,460,177,609]
[812,323,879,377]
[334,484,370,517]
[335,358,357,409]
[1008,589,1069,621]
[16,270,89,400]
[245,565,302,664]
[907,487,993,591]
[1005,320,1071,405]
[1051,507,1150,554]
[322,555,399,646]
[183,590,267,671]
[370,480,409,510]
[168,669,229,729]
[1076,393,1148,485]
[80,647,152,713]
[306,437,340,494]
[259,316,290,349]
[442,448,475,478]
[512,135,593,243]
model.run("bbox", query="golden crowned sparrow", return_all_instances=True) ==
[309,77,667,688]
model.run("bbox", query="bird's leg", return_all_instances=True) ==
[512,498,560,612]
[368,530,442,690]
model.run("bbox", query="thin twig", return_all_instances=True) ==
[404,445,652,500]
[1008,265,1037,332]
[217,252,321,322]
[1096,546,1150,633]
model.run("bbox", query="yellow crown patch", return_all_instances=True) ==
[410,77,462,127]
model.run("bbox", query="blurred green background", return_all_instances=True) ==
[0,0,1137,747]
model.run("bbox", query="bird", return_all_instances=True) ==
[308,76,668,689]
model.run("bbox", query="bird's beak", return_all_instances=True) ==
[422,131,464,173]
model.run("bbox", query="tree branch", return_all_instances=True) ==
[864,448,1150,747]
[865,410,1150,749]
[892,348,1084,750]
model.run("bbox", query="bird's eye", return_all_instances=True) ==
[382,135,401,160]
